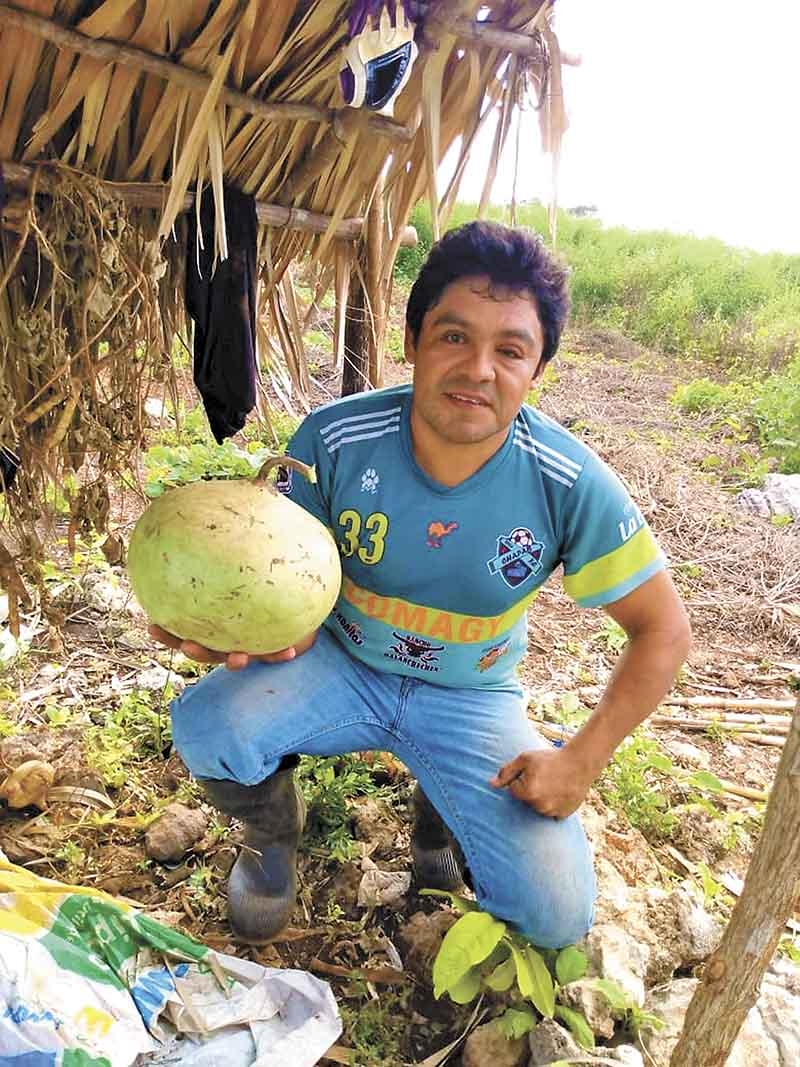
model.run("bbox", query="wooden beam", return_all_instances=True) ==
[450,16,581,65]
[669,697,800,1066]
[0,2,413,143]
[1,161,417,246]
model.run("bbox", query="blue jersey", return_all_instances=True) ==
[281,384,665,689]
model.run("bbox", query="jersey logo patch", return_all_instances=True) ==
[384,632,444,673]
[476,639,511,673]
[426,520,459,548]
[361,467,380,493]
[486,527,545,588]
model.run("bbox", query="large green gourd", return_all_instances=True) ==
[127,457,341,653]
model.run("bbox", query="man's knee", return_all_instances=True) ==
[513,876,596,949]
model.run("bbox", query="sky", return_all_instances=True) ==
[453,1,800,255]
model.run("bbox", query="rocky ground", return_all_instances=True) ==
[1,319,799,1066]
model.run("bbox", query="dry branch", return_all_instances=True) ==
[663,695,795,712]
[0,2,412,142]
[669,699,800,1066]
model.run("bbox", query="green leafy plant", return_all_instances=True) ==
[143,439,273,497]
[297,754,389,862]
[593,977,664,1040]
[425,895,595,1049]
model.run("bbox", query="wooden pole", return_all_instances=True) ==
[1,161,417,246]
[365,174,386,388]
[341,258,369,397]
[669,697,800,1067]
[0,2,413,143]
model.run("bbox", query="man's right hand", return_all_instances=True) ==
[148,624,318,671]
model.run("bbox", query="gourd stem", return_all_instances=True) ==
[256,455,317,485]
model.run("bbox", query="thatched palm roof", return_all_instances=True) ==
[0,0,566,618]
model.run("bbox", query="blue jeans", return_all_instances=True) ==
[170,628,596,949]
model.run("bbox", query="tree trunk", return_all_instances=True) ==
[669,695,800,1066]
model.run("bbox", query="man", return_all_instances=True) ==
[153,221,691,948]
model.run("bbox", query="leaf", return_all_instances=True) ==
[555,1004,596,1049]
[555,945,588,986]
[447,967,482,1004]
[688,770,725,794]
[495,1006,538,1040]
[525,946,556,1019]
[432,911,506,998]
[647,753,675,774]
[593,977,630,1014]
[485,955,517,992]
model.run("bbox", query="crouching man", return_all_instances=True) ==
[151,221,691,947]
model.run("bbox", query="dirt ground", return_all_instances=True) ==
[1,316,799,1064]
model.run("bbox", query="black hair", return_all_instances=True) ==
[405,220,570,363]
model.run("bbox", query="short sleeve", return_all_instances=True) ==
[277,414,333,528]
[560,452,666,608]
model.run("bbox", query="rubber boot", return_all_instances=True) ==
[410,782,466,891]
[202,768,306,942]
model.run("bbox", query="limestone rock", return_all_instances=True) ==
[561,977,616,1039]
[664,739,711,770]
[145,802,208,862]
[603,1047,644,1066]
[351,795,403,855]
[583,923,649,1006]
[134,664,185,694]
[396,909,458,980]
[461,1020,528,1067]
[527,1018,580,1064]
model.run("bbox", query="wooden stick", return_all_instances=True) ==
[669,699,800,1066]
[0,2,412,143]
[309,957,408,985]
[1,161,417,246]
[663,696,795,713]
[651,715,789,734]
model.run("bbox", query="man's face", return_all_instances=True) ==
[405,276,545,448]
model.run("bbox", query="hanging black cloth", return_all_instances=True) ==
[185,183,258,443]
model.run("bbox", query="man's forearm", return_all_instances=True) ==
[566,626,691,779]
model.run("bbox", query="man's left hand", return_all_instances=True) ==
[490,747,595,819]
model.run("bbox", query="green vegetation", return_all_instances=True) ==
[396,201,800,473]
[423,893,632,1050]
[297,754,393,862]
[143,402,299,495]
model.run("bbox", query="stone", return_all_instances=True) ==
[81,570,130,613]
[670,886,723,965]
[594,857,632,920]
[583,923,649,1006]
[350,795,403,855]
[604,1047,644,1066]
[461,1020,528,1067]
[664,739,711,770]
[134,665,186,694]
[396,909,458,980]
[527,1018,580,1064]
[561,977,616,1039]
[145,803,208,862]
[670,803,730,865]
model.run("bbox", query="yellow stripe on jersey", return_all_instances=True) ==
[340,576,539,644]
[562,526,661,602]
